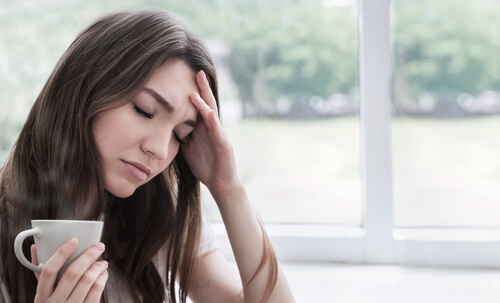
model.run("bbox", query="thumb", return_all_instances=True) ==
[30,244,40,280]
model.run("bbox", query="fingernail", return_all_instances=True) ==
[68,237,78,247]
[102,260,108,268]
[95,242,105,251]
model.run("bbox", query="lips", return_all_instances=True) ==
[122,160,152,182]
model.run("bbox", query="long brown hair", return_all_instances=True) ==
[1,8,277,303]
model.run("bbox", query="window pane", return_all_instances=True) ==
[392,0,500,227]
[190,0,362,225]
[0,0,362,225]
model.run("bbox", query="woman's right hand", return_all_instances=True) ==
[30,237,109,302]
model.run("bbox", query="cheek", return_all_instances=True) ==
[94,127,132,159]
[93,108,136,154]
[101,122,146,157]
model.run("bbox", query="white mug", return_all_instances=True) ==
[14,220,104,277]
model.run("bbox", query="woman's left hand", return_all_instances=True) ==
[181,71,240,200]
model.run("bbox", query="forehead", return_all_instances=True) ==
[148,60,198,93]
[146,60,198,118]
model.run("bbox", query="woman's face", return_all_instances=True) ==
[92,60,199,198]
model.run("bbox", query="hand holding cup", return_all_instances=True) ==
[14,220,108,302]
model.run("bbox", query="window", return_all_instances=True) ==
[392,0,500,228]
[0,0,364,226]
[194,0,362,225]
[2,0,499,267]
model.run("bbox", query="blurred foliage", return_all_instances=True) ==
[222,1,358,105]
[158,0,359,106]
[393,0,500,103]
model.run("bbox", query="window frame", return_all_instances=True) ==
[216,0,500,268]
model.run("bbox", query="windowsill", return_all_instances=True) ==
[213,222,366,238]
[214,222,500,242]
[394,227,500,242]
[213,222,500,267]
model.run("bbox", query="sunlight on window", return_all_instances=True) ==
[392,0,500,227]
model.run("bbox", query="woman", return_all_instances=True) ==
[0,8,294,303]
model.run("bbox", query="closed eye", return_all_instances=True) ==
[134,106,153,119]
[173,132,188,145]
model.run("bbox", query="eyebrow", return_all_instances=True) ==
[143,87,197,128]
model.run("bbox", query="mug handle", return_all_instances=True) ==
[14,227,43,272]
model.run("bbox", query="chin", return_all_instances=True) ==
[112,191,136,198]
[105,183,138,198]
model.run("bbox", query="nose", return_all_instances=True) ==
[141,130,171,161]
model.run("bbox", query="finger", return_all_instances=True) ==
[83,269,109,303]
[36,237,79,300]
[51,242,105,300]
[207,109,220,132]
[68,260,108,302]
[30,244,40,280]
[196,70,218,113]
[190,92,219,130]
